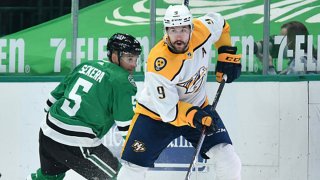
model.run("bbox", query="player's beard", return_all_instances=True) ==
[171,40,188,53]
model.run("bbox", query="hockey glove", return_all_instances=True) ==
[215,46,241,83]
[186,106,213,133]
[203,105,221,136]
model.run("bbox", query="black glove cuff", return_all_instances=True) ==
[218,46,237,54]
[186,106,201,116]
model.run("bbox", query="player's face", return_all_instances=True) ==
[167,25,191,53]
[280,27,287,36]
[119,52,139,74]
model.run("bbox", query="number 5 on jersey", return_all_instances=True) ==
[61,78,93,116]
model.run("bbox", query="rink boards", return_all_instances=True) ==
[0,81,319,180]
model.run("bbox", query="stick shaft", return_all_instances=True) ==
[185,77,227,180]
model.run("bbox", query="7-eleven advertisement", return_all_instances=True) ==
[0,0,319,76]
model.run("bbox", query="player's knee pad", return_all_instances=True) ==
[206,143,241,180]
[117,161,148,180]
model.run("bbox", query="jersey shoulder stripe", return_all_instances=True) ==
[147,42,187,81]
[190,19,212,51]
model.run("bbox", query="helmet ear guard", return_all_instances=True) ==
[107,33,142,60]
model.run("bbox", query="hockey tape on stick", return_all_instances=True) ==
[183,0,189,7]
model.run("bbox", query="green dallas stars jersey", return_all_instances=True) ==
[41,60,137,147]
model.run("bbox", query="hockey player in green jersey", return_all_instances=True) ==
[28,33,141,180]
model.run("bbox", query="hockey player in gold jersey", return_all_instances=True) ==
[118,4,242,180]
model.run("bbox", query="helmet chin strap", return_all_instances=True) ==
[117,51,122,67]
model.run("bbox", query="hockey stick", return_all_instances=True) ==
[183,0,189,6]
[185,75,227,180]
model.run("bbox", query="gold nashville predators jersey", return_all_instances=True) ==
[136,13,228,126]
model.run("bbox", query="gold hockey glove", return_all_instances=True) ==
[215,46,241,83]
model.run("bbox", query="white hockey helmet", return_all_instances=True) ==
[163,5,193,28]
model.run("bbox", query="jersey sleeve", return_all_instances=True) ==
[112,75,137,137]
[214,21,232,49]
[44,68,78,112]
[142,72,193,124]
[198,12,225,44]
